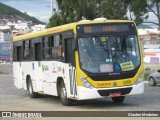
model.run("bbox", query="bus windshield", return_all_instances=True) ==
[78,35,140,73]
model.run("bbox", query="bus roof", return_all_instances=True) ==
[13,20,134,42]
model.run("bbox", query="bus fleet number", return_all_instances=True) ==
[123,80,131,85]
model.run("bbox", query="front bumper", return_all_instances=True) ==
[76,82,144,100]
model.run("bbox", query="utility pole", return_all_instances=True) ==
[51,0,53,16]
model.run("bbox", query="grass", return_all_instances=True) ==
[144,72,150,81]
[0,71,8,74]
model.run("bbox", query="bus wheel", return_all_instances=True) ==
[59,81,73,106]
[28,78,39,98]
[149,77,156,86]
[112,96,125,103]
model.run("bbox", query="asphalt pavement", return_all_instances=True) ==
[0,74,160,111]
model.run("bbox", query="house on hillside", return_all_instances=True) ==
[138,24,160,45]
[138,24,160,64]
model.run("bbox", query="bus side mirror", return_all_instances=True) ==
[72,40,78,51]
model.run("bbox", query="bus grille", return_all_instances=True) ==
[89,72,136,81]
[97,87,132,96]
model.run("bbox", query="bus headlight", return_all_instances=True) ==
[135,73,143,85]
[80,77,94,89]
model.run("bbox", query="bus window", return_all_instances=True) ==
[65,39,73,64]
[42,37,51,60]
[52,34,63,61]
[50,36,54,47]
[54,35,60,47]
[23,40,32,61]
[17,46,22,61]
[34,43,41,61]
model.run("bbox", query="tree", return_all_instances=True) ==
[48,0,100,27]
[47,11,61,28]
[47,0,152,27]
[147,0,160,29]
[48,0,77,27]
[99,0,128,20]
[124,0,149,23]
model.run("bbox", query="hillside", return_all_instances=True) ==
[0,2,44,24]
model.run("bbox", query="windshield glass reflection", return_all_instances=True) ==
[78,35,140,73]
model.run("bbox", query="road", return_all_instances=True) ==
[0,74,160,112]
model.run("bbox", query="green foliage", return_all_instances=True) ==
[144,72,150,81]
[147,0,160,28]
[0,3,44,24]
[48,0,101,28]
[99,0,128,20]
[47,12,62,28]
[124,0,148,24]
[0,71,8,74]
[47,0,153,27]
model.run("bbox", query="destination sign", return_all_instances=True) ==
[77,23,136,34]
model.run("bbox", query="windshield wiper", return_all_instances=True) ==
[94,37,108,52]
[94,37,110,60]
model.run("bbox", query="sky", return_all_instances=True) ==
[0,0,57,23]
[0,0,158,28]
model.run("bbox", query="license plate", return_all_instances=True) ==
[109,92,121,97]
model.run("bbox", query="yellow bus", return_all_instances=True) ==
[13,19,144,106]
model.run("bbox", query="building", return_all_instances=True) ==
[0,19,46,62]
[138,24,160,64]
[138,24,160,45]
[0,32,12,62]
[0,32,5,43]
[31,24,46,32]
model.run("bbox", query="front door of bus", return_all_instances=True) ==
[65,39,77,98]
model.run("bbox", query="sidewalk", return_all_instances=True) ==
[0,64,13,74]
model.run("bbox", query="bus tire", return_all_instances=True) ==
[28,78,39,98]
[112,96,125,103]
[149,77,156,86]
[59,81,73,106]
